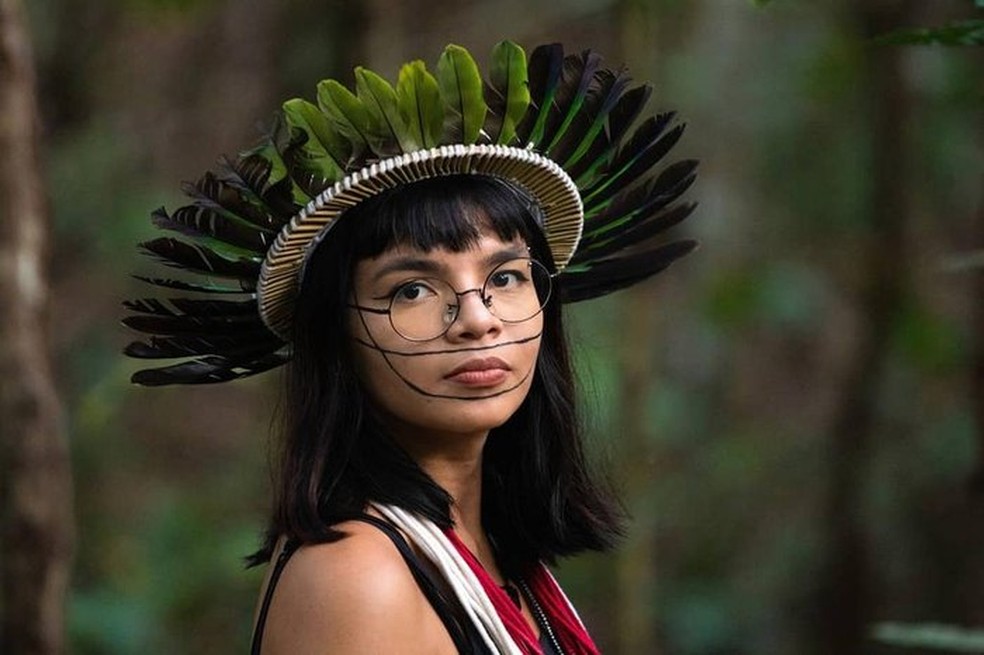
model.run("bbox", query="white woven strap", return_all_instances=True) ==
[372,503,525,655]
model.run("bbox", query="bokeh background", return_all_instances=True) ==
[5,0,983,653]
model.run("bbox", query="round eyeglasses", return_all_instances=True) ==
[350,258,553,341]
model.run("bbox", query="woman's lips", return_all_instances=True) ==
[445,357,511,387]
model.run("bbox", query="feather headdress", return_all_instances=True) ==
[124,41,698,385]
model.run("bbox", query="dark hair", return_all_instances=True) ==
[249,175,623,569]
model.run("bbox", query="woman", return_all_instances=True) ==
[124,41,698,654]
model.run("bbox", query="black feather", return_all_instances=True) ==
[139,237,261,281]
[568,84,651,185]
[130,351,289,386]
[123,297,258,317]
[560,240,698,302]
[132,275,252,294]
[124,333,283,360]
[150,206,272,254]
[572,201,697,264]
[539,51,602,154]
[515,43,564,145]
[582,119,685,211]
[581,159,699,242]
[547,67,619,167]
[220,154,299,223]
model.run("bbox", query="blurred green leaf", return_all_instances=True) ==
[872,623,984,651]
[892,302,964,373]
[875,20,984,46]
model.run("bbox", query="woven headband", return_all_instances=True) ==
[124,41,699,385]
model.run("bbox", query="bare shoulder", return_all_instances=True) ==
[258,521,454,655]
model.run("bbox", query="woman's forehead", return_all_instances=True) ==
[367,233,528,264]
[356,234,529,281]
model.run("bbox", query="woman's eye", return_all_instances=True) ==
[489,269,528,289]
[393,281,436,303]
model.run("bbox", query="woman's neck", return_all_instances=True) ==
[410,434,488,543]
[387,424,498,575]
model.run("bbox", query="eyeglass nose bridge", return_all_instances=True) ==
[443,287,494,325]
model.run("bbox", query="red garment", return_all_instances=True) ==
[443,528,600,655]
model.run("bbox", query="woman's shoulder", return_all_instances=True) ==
[286,520,417,595]
[258,520,454,654]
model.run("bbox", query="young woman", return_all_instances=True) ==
[124,41,698,654]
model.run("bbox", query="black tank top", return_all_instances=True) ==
[249,515,562,655]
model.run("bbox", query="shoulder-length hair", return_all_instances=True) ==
[250,175,623,569]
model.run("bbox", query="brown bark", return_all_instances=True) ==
[0,0,74,653]
[816,1,913,652]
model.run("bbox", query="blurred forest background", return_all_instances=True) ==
[2,0,983,653]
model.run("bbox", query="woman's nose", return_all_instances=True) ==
[446,288,501,340]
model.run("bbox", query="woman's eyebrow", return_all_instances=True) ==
[485,245,528,266]
[370,244,529,283]
[370,256,443,283]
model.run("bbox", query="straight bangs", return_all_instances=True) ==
[344,174,545,263]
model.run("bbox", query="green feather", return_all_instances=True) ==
[487,41,530,145]
[396,61,442,149]
[281,98,348,181]
[523,44,565,148]
[436,44,486,144]
[317,80,373,158]
[355,67,414,154]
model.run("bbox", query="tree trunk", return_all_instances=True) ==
[0,0,74,653]
[817,1,913,652]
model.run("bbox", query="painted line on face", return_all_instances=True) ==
[356,339,536,399]
[350,333,542,357]
[352,308,541,400]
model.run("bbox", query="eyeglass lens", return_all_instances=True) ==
[388,258,551,340]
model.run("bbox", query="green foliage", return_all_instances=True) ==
[118,0,218,15]
[873,623,984,652]
[875,20,984,47]
[892,301,965,373]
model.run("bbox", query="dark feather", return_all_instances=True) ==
[132,275,253,294]
[279,129,330,200]
[568,84,651,185]
[550,68,631,170]
[261,176,302,221]
[122,312,269,336]
[181,172,277,233]
[123,297,258,317]
[124,333,283,360]
[150,206,271,254]
[572,201,698,264]
[538,51,603,154]
[581,159,699,241]
[139,237,261,280]
[130,351,289,386]
[582,118,685,210]
[559,240,698,302]
[515,43,564,146]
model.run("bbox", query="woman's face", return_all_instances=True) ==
[348,231,544,442]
